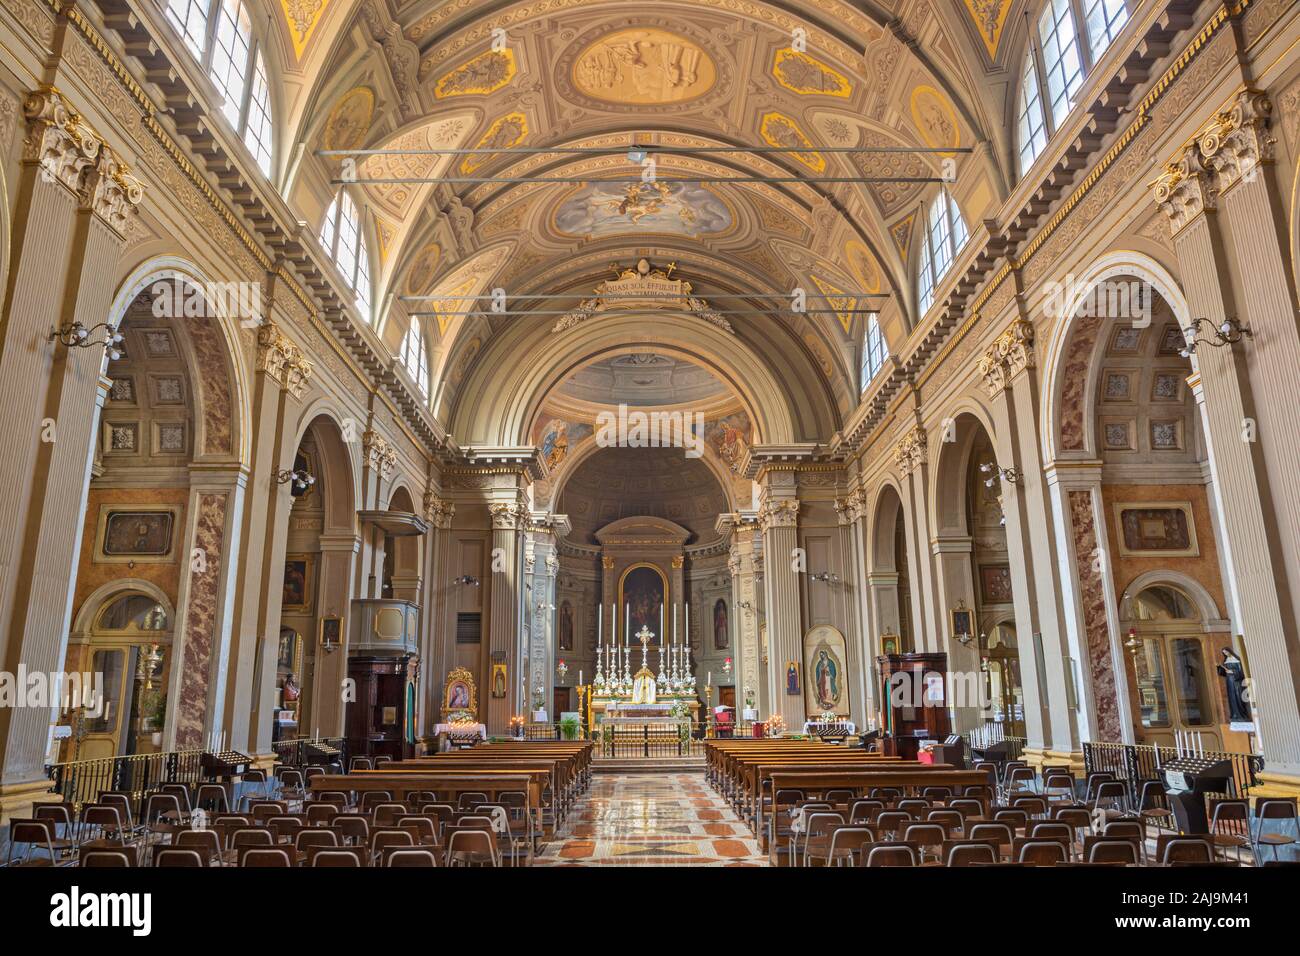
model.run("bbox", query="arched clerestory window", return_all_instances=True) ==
[401,320,430,396]
[860,314,889,392]
[917,188,969,316]
[1017,0,1131,175]
[320,191,373,320]
[164,0,274,176]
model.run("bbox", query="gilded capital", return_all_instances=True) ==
[1198,90,1274,194]
[363,429,398,477]
[1151,144,1215,234]
[422,489,455,529]
[256,322,313,398]
[758,498,799,532]
[23,87,101,194]
[977,319,1035,396]
[893,425,928,477]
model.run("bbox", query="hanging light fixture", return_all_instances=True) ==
[275,468,315,491]
[1179,317,1252,357]
[50,322,124,360]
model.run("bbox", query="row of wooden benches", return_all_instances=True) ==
[307,741,593,842]
[704,740,992,849]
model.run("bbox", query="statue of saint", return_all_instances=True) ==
[1216,648,1251,723]
[632,666,657,704]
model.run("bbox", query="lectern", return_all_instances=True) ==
[1162,756,1234,834]
[876,652,951,761]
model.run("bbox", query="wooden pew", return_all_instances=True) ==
[764,769,991,852]
[310,770,542,836]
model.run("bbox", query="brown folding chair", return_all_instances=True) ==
[243,847,293,867]
[944,841,998,866]
[385,848,438,867]
[1085,837,1138,864]
[155,848,205,867]
[865,843,918,867]
[6,820,61,866]
[445,828,499,867]
[1254,798,1298,864]
[1017,840,1067,866]
[309,848,364,867]
[1160,837,1213,864]
[1209,800,1252,864]
[80,849,134,867]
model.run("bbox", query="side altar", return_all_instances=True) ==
[590,625,699,729]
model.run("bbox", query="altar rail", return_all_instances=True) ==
[601,723,694,758]
[1082,741,1263,806]
[45,749,206,812]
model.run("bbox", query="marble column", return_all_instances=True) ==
[758,478,802,729]
[893,425,939,651]
[420,488,455,735]
[981,319,1077,760]
[526,513,568,718]
[717,512,761,716]
[1151,93,1300,778]
[486,494,526,733]
[0,88,143,815]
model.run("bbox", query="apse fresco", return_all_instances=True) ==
[536,416,595,470]
[554,181,732,238]
[704,412,751,474]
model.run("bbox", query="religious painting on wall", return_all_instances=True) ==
[282,556,313,611]
[803,625,850,718]
[950,602,974,642]
[980,565,1014,604]
[319,615,342,652]
[442,666,477,718]
[1114,502,1198,557]
[491,662,507,699]
[880,632,901,657]
[277,628,298,672]
[102,510,175,558]
[785,661,800,696]
[713,598,729,650]
[621,565,666,643]
[559,601,574,652]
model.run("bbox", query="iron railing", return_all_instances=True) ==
[270,736,349,768]
[600,722,694,758]
[1082,741,1263,805]
[44,749,206,812]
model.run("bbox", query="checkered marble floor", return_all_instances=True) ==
[536,772,768,866]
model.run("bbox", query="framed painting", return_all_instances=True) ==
[491,662,508,699]
[318,615,342,652]
[880,632,901,657]
[94,505,182,564]
[950,603,975,642]
[282,555,314,611]
[785,661,800,696]
[442,666,477,717]
[979,565,1014,604]
[803,625,850,718]
[1114,502,1198,557]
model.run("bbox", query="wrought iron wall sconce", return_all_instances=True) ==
[980,462,1020,487]
[50,322,124,360]
[275,468,315,491]
[1178,317,1252,357]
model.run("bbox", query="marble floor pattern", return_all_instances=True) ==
[536,771,768,866]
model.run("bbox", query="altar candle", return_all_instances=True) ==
[597,604,602,644]
[685,602,690,645]
[673,604,678,645]
[625,602,630,645]
[660,603,664,643]
[579,670,583,686]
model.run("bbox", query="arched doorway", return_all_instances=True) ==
[869,483,913,653]
[66,588,174,761]
[1121,582,1222,750]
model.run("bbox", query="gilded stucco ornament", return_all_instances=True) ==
[893,425,928,477]
[256,322,314,398]
[977,319,1036,396]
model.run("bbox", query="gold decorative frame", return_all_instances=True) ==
[442,666,478,718]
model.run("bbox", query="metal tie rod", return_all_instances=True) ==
[318,145,974,155]
[334,176,955,185]
[407,309,883,317]
[398,292,891,301]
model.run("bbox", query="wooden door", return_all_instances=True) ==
[553,686,571,717]
[718,686,735,709]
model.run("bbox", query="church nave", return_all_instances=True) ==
[537,772,766,867]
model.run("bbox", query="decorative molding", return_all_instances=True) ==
[256,322,314,398]
[489,501,526,530]
[976,318,1036,395]
[551,259,734,334]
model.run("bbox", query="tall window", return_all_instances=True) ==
[401,321,430,396]
[1017,0,1131,175]
[320,191,372,319]
[917,189,968,315]
[861,315,888,391]
[163,0,274,177]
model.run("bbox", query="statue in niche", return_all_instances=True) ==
[1216,648,1252,723]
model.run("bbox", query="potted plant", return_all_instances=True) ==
[559,714,581,740]
[139,688,167,746]
[669,699,691,743]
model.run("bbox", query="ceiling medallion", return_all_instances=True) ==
[572,28,717,105]
[771,48,852,98]
[551,259,734,335]
[434,48,518,99]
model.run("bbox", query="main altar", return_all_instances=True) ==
[590,625,700,730]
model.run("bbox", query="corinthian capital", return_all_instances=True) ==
[1151,144,1215,234]
[23,87,101,194]
[977,318,1036,396]
[1198,90,1274,193]
[363,430,397,477]
[893,425,928,477]
[758,498,799,532]
[422,489,455,528]
[256,322,313,398]
[82,149,143,236]
[489,501,524,530]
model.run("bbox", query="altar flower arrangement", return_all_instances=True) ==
[448,710,475,725]
[819,710,836,724]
